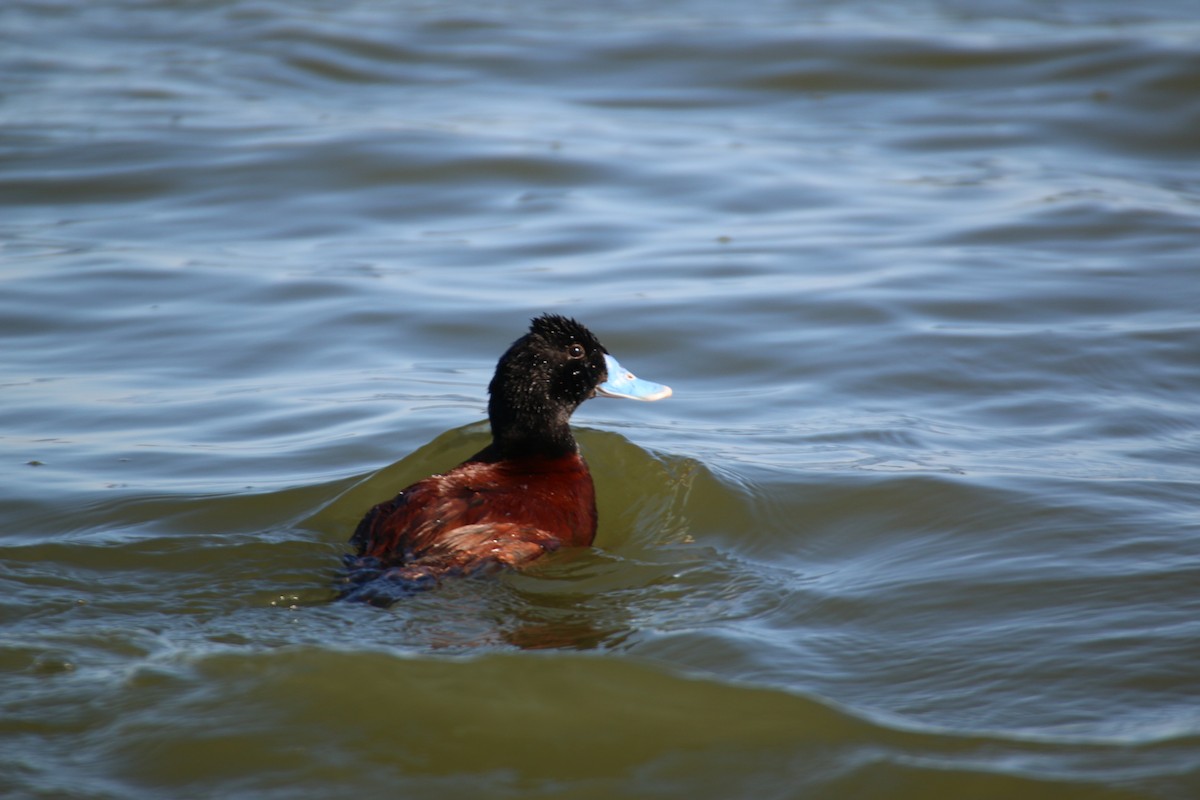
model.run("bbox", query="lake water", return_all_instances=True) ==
[3,1,1199,797]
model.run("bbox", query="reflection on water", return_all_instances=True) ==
[2,0,1199,797]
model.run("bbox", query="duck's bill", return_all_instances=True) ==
[597,354,672,401]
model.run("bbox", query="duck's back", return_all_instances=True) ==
[350,452,598,573]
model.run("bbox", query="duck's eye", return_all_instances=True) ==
[566,343,585,359]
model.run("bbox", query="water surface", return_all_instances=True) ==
[3,1,1199,798]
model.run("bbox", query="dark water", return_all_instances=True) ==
[3,1,1200,797]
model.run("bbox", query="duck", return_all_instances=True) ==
[339,313,671,603]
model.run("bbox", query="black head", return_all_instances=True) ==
[486,314,609,457]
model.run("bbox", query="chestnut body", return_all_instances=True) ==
[352,452,596,569]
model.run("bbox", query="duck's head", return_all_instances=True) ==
[487,313,671,456]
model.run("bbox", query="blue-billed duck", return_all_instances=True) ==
[340,314,670,603]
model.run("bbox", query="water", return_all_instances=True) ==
[3,0,1199,797]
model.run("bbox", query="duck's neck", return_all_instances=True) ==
[485,397,579,460]
[474,436,579,464]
